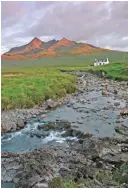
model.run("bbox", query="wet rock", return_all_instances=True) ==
[2,134,128,187]
[61,128,92,139]
[115,120,120,124]
[39,123,56,131]
[73,104,79,109]
[38,124,45,130]
[78,89,84,93]
[115,125,128,136]
[91,109,98,113]
[104,115,109,119]
[103,106,109,110]
[114,102,120,107]
[38,120,71,132]
[114,89,118,94]
[17,119,25,129]
[67,99,76,107]
[94,129,99,133]
[79,99,86,104]
[30,131,49,138]
[67,103,71,107]
[72,125,79,128]
[76,121,83,124]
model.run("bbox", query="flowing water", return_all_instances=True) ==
[2,87,127,153]
[1,183,14,188]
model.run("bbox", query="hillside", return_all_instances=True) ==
[2,37,113,60]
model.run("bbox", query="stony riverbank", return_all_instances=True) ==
[1,72,128,133]
[1,72,128,187]
[1,72,80,133]
[1,122,128,187]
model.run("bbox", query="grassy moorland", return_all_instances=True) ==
[1,68,77,111]
[1,51,127,68]
[1,51,128,111]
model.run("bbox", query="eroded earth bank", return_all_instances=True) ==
[1,72,128,188]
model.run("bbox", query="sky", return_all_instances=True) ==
[1,1,128,53]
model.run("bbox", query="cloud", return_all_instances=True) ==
[34,1,58,9]
[1,1,25,28]
[1,1,128,53]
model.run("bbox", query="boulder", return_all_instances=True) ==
[30,131,49,138]
[1,118,17,133]
[17,119,25,129]
[46,99,58,109]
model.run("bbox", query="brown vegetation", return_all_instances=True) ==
[2,37,113,60]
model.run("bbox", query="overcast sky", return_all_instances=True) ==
[1,1,128,53]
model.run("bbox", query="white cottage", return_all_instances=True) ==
[94,58,109,66]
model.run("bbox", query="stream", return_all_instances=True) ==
[1,73,128,188]
[1,84,127,153]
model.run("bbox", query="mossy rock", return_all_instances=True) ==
[96,171,112,184]
[113,163,128,184]
[48,177,76,188]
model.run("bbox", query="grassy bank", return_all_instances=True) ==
[60,61,128,81]
[2,68,76,111]
[1,52,128,110]
[91,61,128,81]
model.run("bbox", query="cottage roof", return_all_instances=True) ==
[94,58,108,62]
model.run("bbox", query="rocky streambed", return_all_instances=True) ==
[1,72,128,188]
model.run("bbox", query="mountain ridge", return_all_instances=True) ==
[2,37,114,60]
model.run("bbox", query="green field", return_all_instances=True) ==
[2,52,128,68]
[1,52,128,110]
